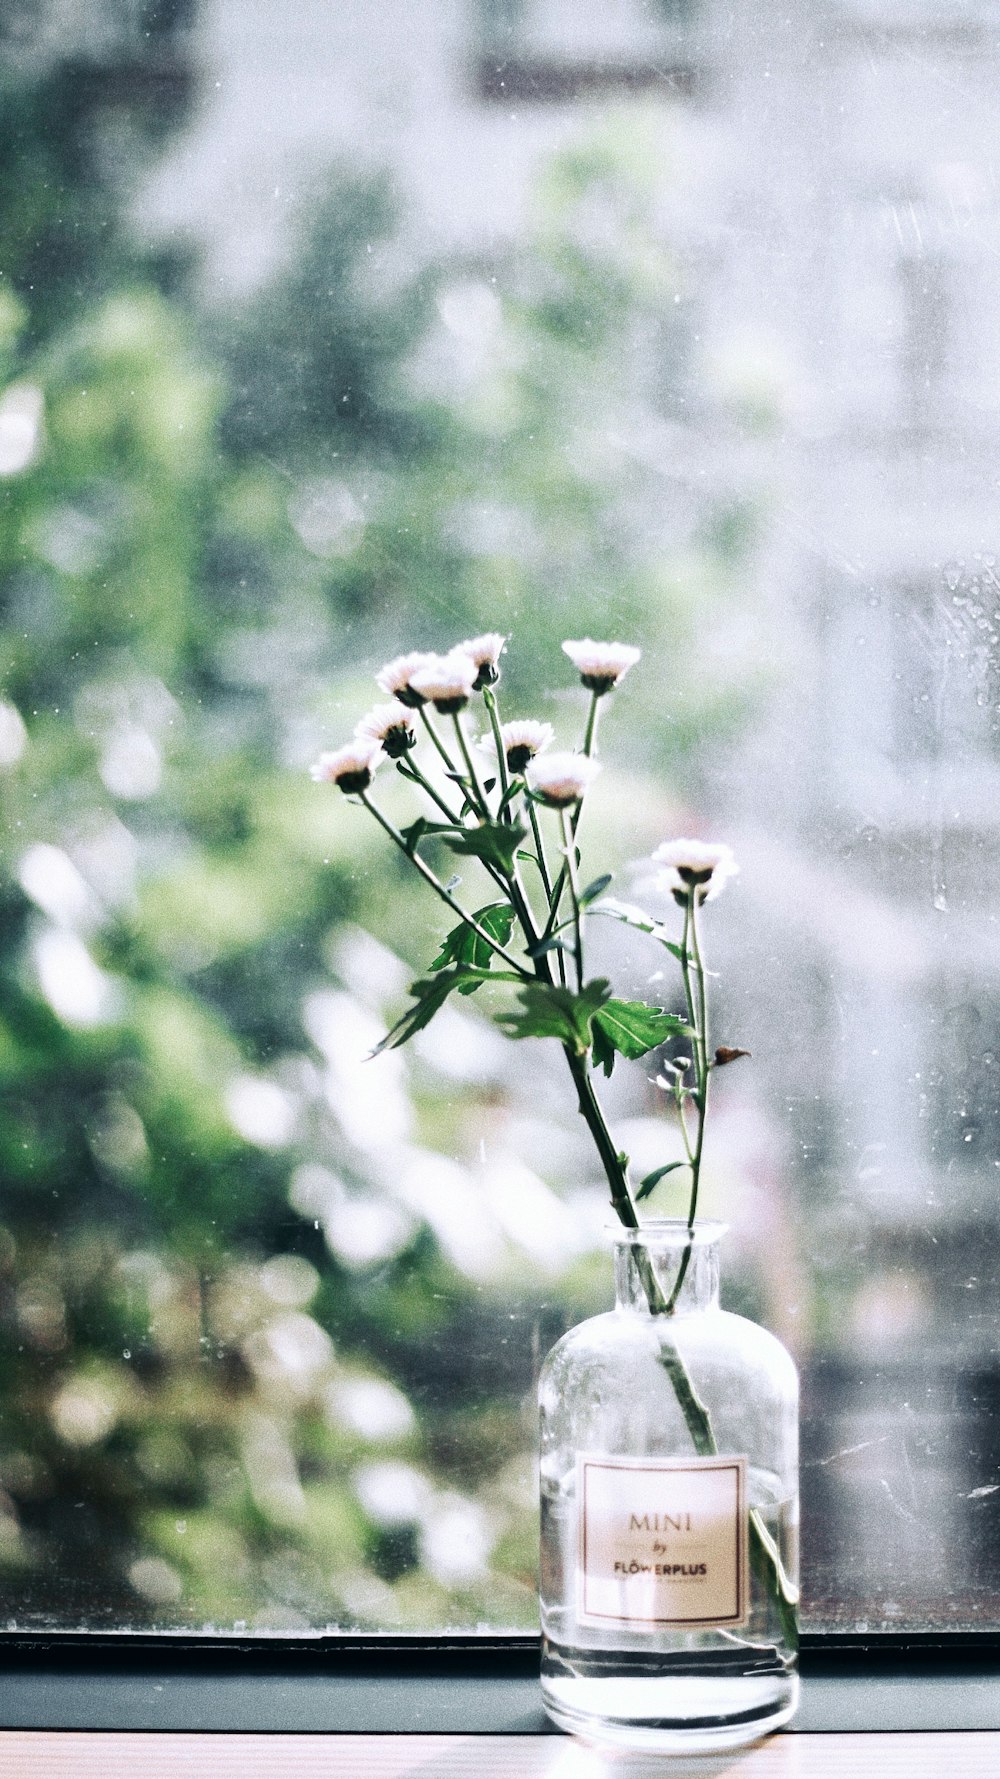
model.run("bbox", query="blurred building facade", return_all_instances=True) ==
[140,0,1000,1623]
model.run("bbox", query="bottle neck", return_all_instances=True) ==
[612,1223,723,1316]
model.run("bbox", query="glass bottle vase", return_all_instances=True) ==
[538,1220,799,1753]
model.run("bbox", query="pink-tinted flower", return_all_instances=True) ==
[311,737,384,794]
[375,651,437,708]
[528,751,602,808]
[652,839,739,902]
[562,638,641,694]
[409,651,477,715]
[459,632,507,689]
[481,718,555,775]
[355,702,417,759]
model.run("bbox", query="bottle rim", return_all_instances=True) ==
[605,1217,728,1249]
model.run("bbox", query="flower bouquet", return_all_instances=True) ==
[313,634,798,1751]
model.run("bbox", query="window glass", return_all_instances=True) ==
[1,0,998,1634]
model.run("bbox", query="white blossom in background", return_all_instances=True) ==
[0,699,27,767]
[651,838,739,902]
[225,1077,298,1149]
[353,1460,431,1527]
[241,1312,334,1393]
[528,751,602,808]
[241,1414,307,1527]
[391,1148,506,1282]
[326,1377,415,1443]
[303,990,412,1148]
[0,383,43,476]
[561,637,641,693]
[99,726,162,800]
[50,1377,119,1447]
[128,1557,184,1605]
[420,1494,493,1586]
[480,1156,582,1275]
[18,844,99,930]
[33,928,119,1028]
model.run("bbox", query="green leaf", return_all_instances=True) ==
[580,872,613,907]
[373,964,520,1053]
[428,903,518,991]
[495,978,611,1054]
[592,998,692,1062]
[590,897,687,963]
[590,1018,617,1078]
[398,816,458,856]
[636,1161,689,1202]
[444,820,528,877]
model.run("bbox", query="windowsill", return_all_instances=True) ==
[0,1635,997,1734]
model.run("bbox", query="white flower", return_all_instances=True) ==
[481,719,555,774]
[651,839,739,902]
[459,632,507,689]
[529,751,602,808]
[375,651,437,708]
[311,737,384,793]
[355,702,416,759]
[562,638,641,694]
[409,650,477,714]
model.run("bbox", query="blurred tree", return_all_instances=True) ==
[0,12,767,1629]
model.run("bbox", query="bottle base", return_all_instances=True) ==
[541,1663,798,1754]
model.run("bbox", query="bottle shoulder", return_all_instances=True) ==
[539,1305,797,1390]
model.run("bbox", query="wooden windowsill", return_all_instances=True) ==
[0,1730,998,1777]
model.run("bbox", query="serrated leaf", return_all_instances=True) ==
[590,898,687,963]
[373,964,520,1052]
[580,872,613,907]
[495,978,611,1054]
[591,1019,616,1078]
[428,902,518,989]
[444,820,528,877]
[636,1161,688,1201]
[592,999,692,1062]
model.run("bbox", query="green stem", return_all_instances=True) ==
[359,793,530,977]
[560,997,797,1648]
[581,689,602,761]
[559,806,585,992]
[452,713,490,819]
[543,691,603,937]
[482,686,510,814]
[666,892,710,1315]
[687,890,711,1227]
[527,798,565,985]
[396,759,460,825]
[419,705,458,773]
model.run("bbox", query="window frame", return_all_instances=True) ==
[0,1630,998,1735]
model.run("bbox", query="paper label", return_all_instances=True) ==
[576,1452,748,1629]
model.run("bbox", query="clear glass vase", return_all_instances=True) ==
[538,1219,799,1753]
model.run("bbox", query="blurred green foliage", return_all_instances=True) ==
[0,7,764,1628]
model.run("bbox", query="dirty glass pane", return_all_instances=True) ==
[1,0,999,1633]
